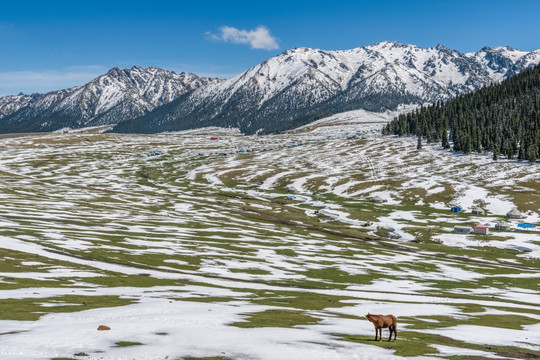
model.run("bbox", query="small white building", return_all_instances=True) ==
[495,220,512,231]
[473,225,489,235]
[370,195,385,203]
[506,208,522,219]
[471,206,485,215]
[454,226,472,234]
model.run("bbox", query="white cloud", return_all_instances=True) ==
[206,25,279,50]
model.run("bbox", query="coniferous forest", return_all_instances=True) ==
[383,64,540,162]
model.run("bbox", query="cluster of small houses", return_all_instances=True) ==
[368,196,536,235]
[450,206,536,234]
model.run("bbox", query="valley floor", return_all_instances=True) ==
[0,109,539,360]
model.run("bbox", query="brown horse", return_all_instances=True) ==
[366,313,397,341]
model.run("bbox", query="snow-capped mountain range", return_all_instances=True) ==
[2,41,540,134]
[0,66,219,132]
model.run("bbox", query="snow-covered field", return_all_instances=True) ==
[0,109,539,360]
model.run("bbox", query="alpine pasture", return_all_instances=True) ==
[0,109,539,360]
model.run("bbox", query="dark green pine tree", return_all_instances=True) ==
[476,132,482,153]
[417,135,422,150]
[528,145,537,162]
[518,143,525,160]
[441,130,450,149]
[384,63,540,162]
[463,134,472,154]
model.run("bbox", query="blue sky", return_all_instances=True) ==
[1,0,540,95]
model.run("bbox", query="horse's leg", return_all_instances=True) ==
[374,327,378,341]
[393,325,397,342]
[378,328,382,342]
[388,326,393,341]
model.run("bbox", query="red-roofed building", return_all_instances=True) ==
[473,225,489,235]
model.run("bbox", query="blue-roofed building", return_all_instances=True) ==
[517,223,535,231]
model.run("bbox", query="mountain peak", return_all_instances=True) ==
[372,40,409,48]
[129,65,146,71]
[107,66,122,72]
[480,45,516,52]
[493,45,516,52]
[434,44,449,51]
[280,47,315,56]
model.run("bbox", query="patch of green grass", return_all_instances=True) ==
[494,181,540,213]
[495,346,540,359]
[0,274,78,290]
[275,248,297,257]
[136,165,161,185]
[375,226,393,236]
[252,290,353,311]
[404,314,538,330]
[85,274,185,288]
[0,248,78,273]
[219,169,249,187]
[335,332,438,357]
[340,325,540,358]
[456,303,486,313]
[114,341,143,347]
[402,226,440,242]
[302,267,380,286]
[61,247,201,273]
[424,183,455,205]
[482,235,513,241]
[231,309,320,328]
[400,188,428,207]
[229,268,271,275]
[475,275,540,292]
[0,295,135,321]
[414,241,534,266]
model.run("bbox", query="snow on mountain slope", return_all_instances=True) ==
[0,66,220,132]
[2,41,539,134]
[196,41,532,108]
[0,94,32,118]
[61,66,212,116]
[114,41,540,135]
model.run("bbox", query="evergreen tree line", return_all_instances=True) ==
[383,64,540,162]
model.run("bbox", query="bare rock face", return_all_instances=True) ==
[97,325,111,331]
